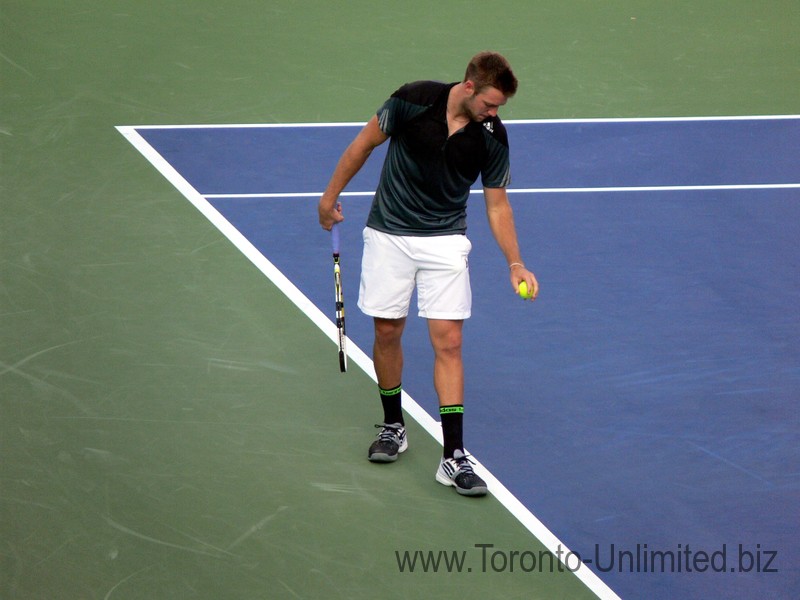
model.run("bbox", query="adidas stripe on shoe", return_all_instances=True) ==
[435,449,488,496]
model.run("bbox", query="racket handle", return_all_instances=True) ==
[331,223,340,254]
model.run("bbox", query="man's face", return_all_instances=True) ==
[464,84,508,122]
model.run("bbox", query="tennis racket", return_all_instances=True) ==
[332,224,347,372]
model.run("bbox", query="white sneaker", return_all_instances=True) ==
[435,449,488,496]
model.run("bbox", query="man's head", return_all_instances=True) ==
[463,51,518,97]
[460,51,518,122]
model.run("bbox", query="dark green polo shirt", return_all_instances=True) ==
[366,80,512,236]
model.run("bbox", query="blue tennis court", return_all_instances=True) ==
[119,117,800,599]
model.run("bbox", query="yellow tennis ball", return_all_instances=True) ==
[518,281,534,299]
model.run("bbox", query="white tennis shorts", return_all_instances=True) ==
[358,227,472,320]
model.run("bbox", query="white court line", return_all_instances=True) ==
[204,183,800,200]
[175,116,797,200]
[506,184,800,193]
[126,114,800,129]
[117,124,622,600]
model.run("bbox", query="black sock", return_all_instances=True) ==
[379,384,404,426]
[440,405,464,459]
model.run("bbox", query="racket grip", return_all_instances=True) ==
[331,223,340,254]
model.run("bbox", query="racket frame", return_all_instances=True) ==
[332,225,347,372]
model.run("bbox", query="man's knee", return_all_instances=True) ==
[374,317,405,346]
[429,321,463,356]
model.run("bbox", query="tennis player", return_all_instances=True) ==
[318,51,538,496]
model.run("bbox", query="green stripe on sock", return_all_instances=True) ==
[439,405,464,415]
[379,385,402,396]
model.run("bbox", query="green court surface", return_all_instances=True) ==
[2,2,797,599]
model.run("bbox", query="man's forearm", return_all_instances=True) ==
[485,189,523,266]
[319,116,388,228]
[320,141,374,210]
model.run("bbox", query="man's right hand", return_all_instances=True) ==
[318,200,344,231]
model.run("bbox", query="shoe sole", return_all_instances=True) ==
[368,452,398,462]
[368,439,408,462]
[435,471,488,496]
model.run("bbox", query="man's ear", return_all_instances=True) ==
[463,79,476,95]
